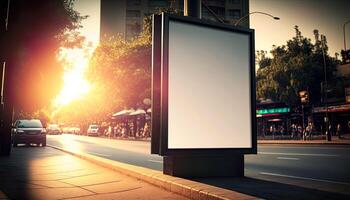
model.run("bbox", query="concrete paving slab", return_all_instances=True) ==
[0,147,188,200]
[82,180,142,194]
[66,185,188,200]
[59,173,122,186]
[26,187,95,200]
[49,145,259,200]
[29,180,77,188]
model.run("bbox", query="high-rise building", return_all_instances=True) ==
[100,0,249,40]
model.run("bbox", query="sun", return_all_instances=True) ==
[53,47,92,107]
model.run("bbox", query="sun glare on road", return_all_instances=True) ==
[54,47,92,107]
[57,134,83,153]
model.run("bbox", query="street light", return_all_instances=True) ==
[234,11,280,26]
[343,20,350,51]
[321,35,331,141]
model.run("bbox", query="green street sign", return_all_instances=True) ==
[256,107,290,115]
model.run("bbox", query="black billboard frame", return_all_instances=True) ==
[151,13,257,156]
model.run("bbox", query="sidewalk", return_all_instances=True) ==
[0,147,188,200]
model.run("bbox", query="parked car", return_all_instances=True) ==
[12,119,46,147]
[87,125,99,136]
[47,124,62,135]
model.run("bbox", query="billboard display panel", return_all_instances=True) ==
[151,14,256,155]
[167,19,252,149]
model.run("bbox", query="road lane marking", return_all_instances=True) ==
[148,159,163,163]
[260,172,350,186]
[277,157,300,160]
[88,152,111,157]
[258,152,339,157]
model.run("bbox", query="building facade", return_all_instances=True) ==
[100,0,249,40]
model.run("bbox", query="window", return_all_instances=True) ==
[228,9,240,19]
[126,10,141,18]
[227,0,240,4]
[17,120,43,128]
[205,0,225,6]
[127,0,141,6]
[149,0,169,7]
[202,5,225,19]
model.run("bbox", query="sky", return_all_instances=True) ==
[74,0,350,56]
[74,0,100,46]
[250,0,350,56]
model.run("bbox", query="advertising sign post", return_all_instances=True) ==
[152,13,256,177]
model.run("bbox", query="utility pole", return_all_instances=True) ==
[343,20,350,51]
[0,0,13,156]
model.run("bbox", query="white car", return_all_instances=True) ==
[87,125,99,136]
[47,124,62,135]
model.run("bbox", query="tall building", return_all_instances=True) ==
[100,0,249,40]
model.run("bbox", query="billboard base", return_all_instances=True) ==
[163,154,244,178]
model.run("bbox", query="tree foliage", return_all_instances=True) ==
[7,0,86,111]
[57,9,182,124]
[256,26,340,106]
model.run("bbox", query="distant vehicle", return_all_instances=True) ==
[12,119,46,147]
[69,127,81,134]
[62,127,81,134]
[62,127,70,133]
[47,124,62,135]
[87,125,99,136]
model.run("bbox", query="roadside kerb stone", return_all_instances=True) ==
[258,140,350,145]
[48,145,257,200]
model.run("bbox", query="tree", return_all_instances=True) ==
[6,0,86,112]
[256,26,340,106]
[1,0,85,155]
[56,9,182,124]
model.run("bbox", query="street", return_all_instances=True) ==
[47,134,350,198]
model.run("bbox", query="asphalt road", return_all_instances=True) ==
[47,134,350,199]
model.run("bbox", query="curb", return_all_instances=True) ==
[48,145,257,200]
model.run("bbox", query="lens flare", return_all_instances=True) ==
[53,47,92,107]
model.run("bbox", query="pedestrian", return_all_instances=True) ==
[304,122,313,140]
[291,124,296,139]
[297,125,302,140]
[329,124,333,137]
[280,126,284,137]
[107,125,112,138]
[308,122,314,140]
[336,123,342,139]
[113,125,117,138]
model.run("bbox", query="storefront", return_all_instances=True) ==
[256,103,292,138]
[313,104,350,134]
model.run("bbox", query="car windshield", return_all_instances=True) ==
[90,125,98,129]
[17,120,42,128]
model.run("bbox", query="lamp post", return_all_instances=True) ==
[321,35,331,141]
[234,11,280,26]
[343,20,350,51]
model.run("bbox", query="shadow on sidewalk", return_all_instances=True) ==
[0,146,62,199]
[194,177,350,200]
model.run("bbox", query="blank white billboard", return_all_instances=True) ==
[167,20,252,149]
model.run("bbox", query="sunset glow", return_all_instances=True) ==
[53,47,92,107]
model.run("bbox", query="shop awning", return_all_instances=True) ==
[313,104,350,113]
